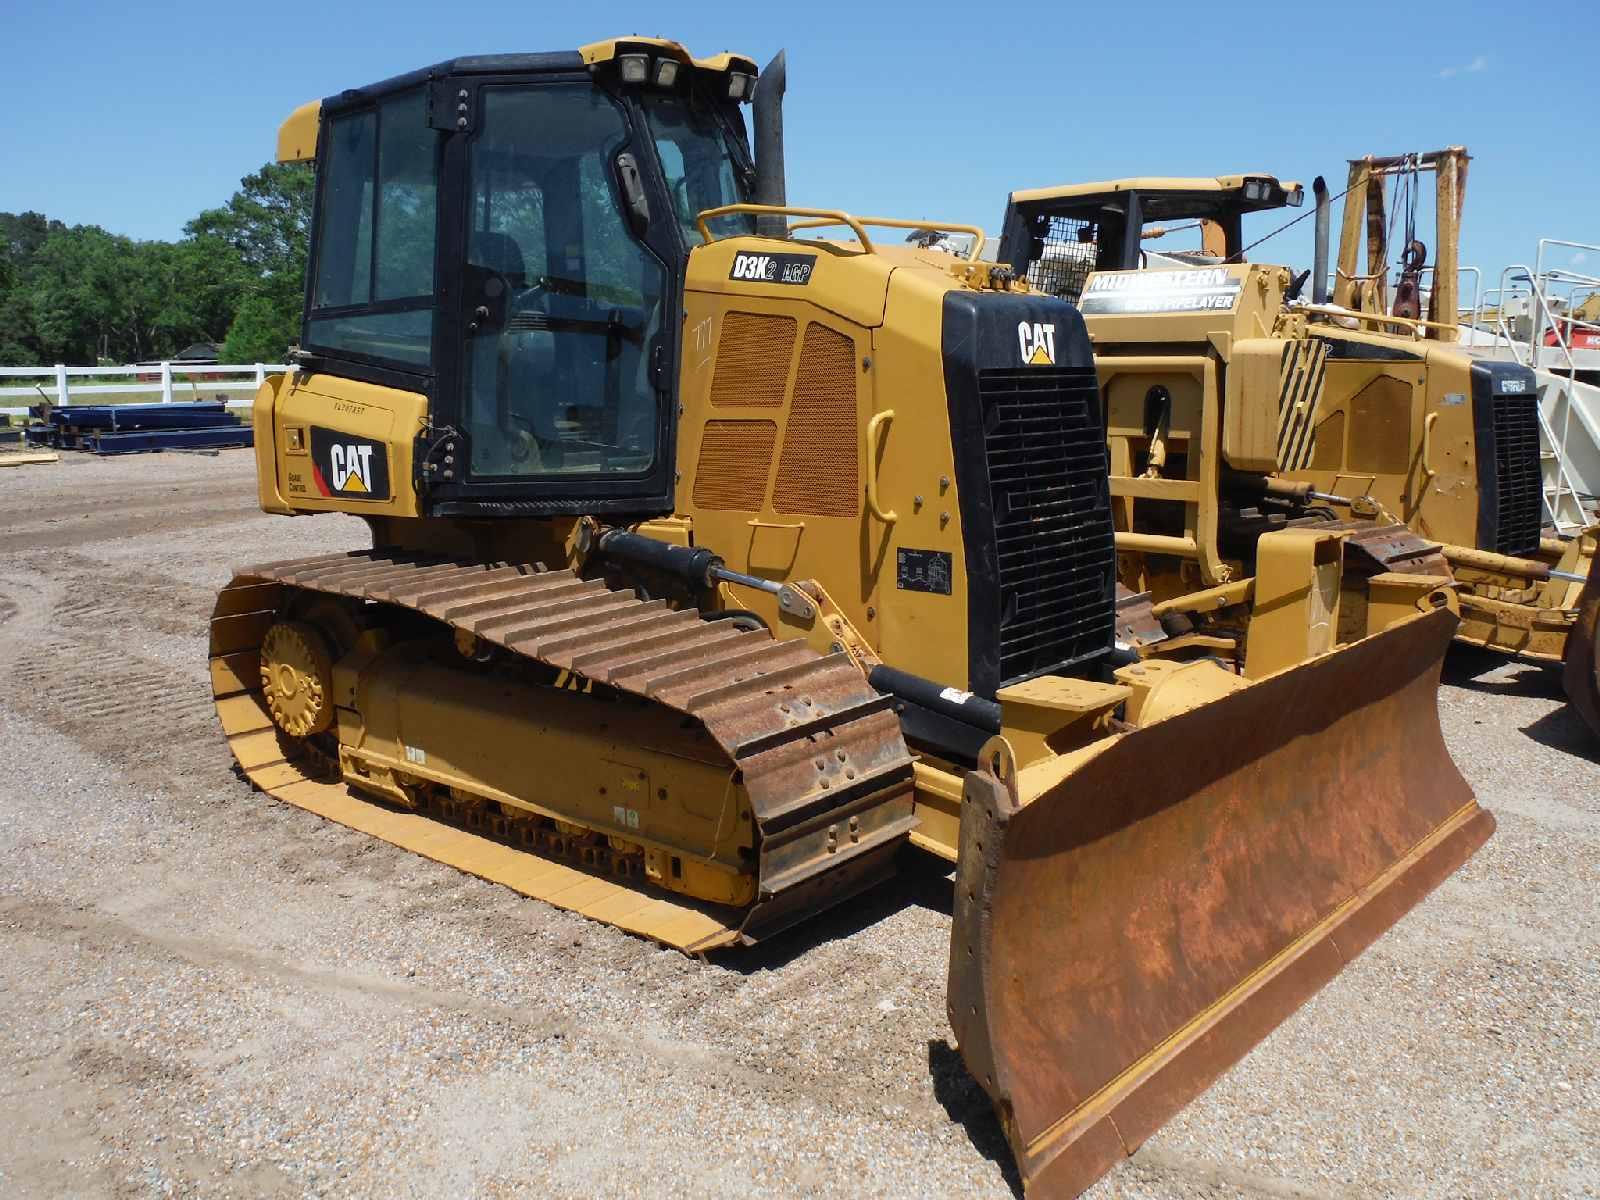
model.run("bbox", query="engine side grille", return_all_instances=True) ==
[1490,393,1542,556]
[977,367,1115,684]
[710,312,796,408]
[773,323,861,517]
[692,419,777,510]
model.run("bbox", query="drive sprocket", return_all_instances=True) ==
[260,620,335,737]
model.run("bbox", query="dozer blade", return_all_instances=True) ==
[1562,547,1600,739]
[948,607,1492,1198]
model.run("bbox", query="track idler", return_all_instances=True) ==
[947,607,1493,1197]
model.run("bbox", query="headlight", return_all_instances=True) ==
[727,72,754,101]
[618,53,650,84]
[1243,179,1268,202]
[1285,185,1305,207]
[654,58,680,88]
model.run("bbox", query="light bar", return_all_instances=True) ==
[618,53,650,84]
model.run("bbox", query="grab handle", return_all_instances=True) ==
[866,410,898,524]
[1422,411,1440,482]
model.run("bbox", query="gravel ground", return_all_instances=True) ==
[0,449,1595,1199]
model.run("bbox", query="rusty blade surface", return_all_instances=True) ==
[1562,545,1600,740]
[948,607,1492,1198]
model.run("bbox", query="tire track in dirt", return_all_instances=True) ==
[0,495,261,553]
[0,556,221,785]
[0,893,873,1114]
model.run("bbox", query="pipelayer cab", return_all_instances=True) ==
[998,164,1600,738]
[214,41,1492,1196]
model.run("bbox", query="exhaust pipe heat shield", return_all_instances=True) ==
[948,607,1491,1197]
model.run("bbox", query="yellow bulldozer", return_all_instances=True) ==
[997,161,1600,737]
[215,41,1492,1196]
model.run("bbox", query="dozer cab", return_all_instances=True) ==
[999,162,1600,736]
[215,42,1491,1196]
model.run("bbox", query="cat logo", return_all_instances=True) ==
[309,427,391,501]
[1018,320,1057,366]
[329,443,374,493]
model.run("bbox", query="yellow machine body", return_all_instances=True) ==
[215,56,1495,1197]
[1002,166,1600,739]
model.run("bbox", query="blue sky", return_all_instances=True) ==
[3,0,1595,292]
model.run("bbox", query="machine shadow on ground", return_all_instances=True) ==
[1521,708,1600,761]
[715,849,956,976]
[1440,645,1599,758]
[927,1039,1024,1198]
[1441,644,1564,700]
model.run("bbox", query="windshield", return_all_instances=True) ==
[642,92,754,247]
[461,84,667,480]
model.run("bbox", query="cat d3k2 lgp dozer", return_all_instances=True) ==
[211,40,1493,1197]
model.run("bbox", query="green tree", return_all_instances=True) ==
[222,292,301,363]
[0,212,68,363]
[187,162,313,281]
[0,161,311,368]
[190,162,313,362]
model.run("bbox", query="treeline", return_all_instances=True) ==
[0,163,312,366]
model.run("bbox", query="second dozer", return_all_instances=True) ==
[214,40,1493,1196]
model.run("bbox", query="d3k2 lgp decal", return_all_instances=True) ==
[728,251,816,285]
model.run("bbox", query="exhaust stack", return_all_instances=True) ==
[1312,176,1331,305]
[752,50,788,239]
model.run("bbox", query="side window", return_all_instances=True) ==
[312,112,374,308]
[376,94,437,300]
[643,95,753,246]
[307,90,438,367]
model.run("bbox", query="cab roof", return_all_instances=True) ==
[276,37,759,163]
[1009,175,1303,221]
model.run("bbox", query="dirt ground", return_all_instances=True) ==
[0,449,1595,1199]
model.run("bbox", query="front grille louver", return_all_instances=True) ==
[1490,393,1542,556]
[976,367,1116,685]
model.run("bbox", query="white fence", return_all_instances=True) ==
[0,362,292,418]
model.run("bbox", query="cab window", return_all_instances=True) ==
[307,89,439,367]
[642,93,753,247]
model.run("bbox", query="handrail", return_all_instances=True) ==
[1300,304,1459,339]
[865,410,898,524]
[694,204,987,263]
[1534,396,1589,533]
[1534,239,1600,362]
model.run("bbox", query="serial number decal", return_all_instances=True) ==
[729,251,817,286]
[1078,267,1244,315]
[896,548,953,595]
[309,426,391,501]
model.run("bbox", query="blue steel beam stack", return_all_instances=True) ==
[25,400,253,455]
